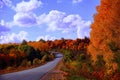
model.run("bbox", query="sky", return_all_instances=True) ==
[0,0,100,43]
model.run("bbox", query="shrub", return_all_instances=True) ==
[63,50,73,63]
[77,53,86,61]
[33,58,41,65]
[41,55,49,63]
[20,59,31,66]
[6,66,13,71]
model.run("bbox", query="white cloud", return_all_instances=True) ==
[11,0,42,27]
[13,12,37,27]
[38,10,91,38]
[14,0,42,12]
[72,0,82,4]
[36,35,56,41]
[43,10,67,31]
[77,21,91,38]
[0,31,28,44]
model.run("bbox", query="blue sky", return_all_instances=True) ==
[0,0,100,43]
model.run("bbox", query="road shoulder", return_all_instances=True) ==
[40,60,67,80]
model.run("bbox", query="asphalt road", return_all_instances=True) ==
[0,54,63,80]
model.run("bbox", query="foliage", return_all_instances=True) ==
[21,40,27,45]
[77,53,86,61]
[87,0,120,79]
[18,45,36,65]
[113,52,120,71]
[88,0,120,63]
[95,54,105,67]
[68,75,86,80]
[33,58,41,65]
[108,41,118,52]
[41,55,49,63]
[63,50,73,63]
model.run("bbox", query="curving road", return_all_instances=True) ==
[0,53,63,80]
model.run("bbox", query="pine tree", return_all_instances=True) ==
[88,0,120,62]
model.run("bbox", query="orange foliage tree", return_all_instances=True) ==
[88,0,120,63]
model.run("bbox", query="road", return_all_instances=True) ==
[0,54,63,80]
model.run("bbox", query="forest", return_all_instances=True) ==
[0,37,89,74]
[0,39,55,73]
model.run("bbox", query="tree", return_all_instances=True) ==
[21,40,27,45]
[88,0,120,62]
[63,50,73,63]
[18,45,36,65]
[39,39,46,43]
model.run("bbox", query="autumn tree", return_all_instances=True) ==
[18,45,36,65]
[21,39,27,45]
[88,0,120,64]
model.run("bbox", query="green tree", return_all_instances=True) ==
[63,50,73,63]
[18,45,36,65]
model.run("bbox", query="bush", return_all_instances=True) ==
[6,66,13,71]
[33,58,41,65]
[20,59,31,66]
[77,53,86,61]
[63,50,73,63]
[49,53,55,60]
[41,55,49,63]
[70,61,82,70]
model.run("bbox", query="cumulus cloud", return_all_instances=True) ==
[13,0,42,27]
[77,21,91,38]
[42,10,83,31]
[14,0,42,12]
[43,10,66,31]
[72,0,82,4]
[38,10,91,38]
[14,12,37,27]
[0,31,28,44]
[0,19,28,43]
[36,35,56,41]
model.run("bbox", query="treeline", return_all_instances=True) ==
[0,40,55,70]
[28,37,89,54]
[0,37,90,70]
